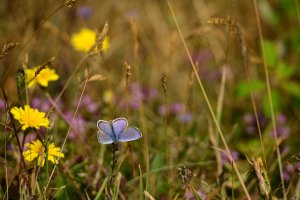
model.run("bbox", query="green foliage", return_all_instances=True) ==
[236,79,265,98]
[275,62,295,80]
[1,0,300,199]
[263,90,282,117]
[282,81,300,98]
[263,40,278,68]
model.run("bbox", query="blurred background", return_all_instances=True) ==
[0,0,300,199]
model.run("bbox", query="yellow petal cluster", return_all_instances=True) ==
[25,66,59,88]
[11,105,49,130]
[71,28,109,53]
[23,140,64,167]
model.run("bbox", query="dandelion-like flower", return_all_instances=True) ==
[25,66,59,88]
[11,105,49,130]
[23,140,64,167]
[71,28,109,53]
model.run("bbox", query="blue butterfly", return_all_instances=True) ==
[97,117,142,144]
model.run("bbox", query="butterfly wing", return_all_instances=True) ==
[112,118,128,139]
[118,127,142,142]
[97,120,114,144]
[97,131,114,144]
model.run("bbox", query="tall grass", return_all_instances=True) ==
[0,0,299,199]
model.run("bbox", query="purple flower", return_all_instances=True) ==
[185,190,206,200]
[158,105,168,116]
[270,114,290,140]
[296,162,300,174]
[129,83,145,109]
[65,112,86,140]
[158,103,193,123]
[177,113,193,123]
[32,98,52,112]
[192,48,213,67]
[117,83,158,110]
[191,48,224,81]
[278,114,287,124]
[280,145,289,155]
[144,88,158,100]
[79,96,98,113]
[221,151,239,165]
[76,6,92,20]
[0,99,5,111]
[159,103,186,116]
[283,163,295,182]
[171,103,185,114]
[243,112,268,135]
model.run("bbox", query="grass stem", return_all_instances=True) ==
[166,0,252,199]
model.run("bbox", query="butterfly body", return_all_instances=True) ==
[97,117,142,144]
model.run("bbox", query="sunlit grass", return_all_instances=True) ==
[0,0,299,199]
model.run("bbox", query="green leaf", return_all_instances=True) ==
[282,81,300,98]
[263,40,277,67]
[16,69,26,102]
[263,90,281,117]
[276,62,295,80]
[237,139,262,156]
[151,153,165,170]
[236,80,265,98]
[279,0,297,18]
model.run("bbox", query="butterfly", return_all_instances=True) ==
[97,117,142,144]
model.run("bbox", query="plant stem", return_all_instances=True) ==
[251,0,286,198]
[110,142,118,185]
[166,0,252,199]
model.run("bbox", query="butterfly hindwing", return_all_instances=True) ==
[97,130,114,144]
[112,118,128,139]
[97,120,115,144]
[118,127,142,142]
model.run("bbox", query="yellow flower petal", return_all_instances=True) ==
[25,66,59,88]
[23,140,64,167]
[71,28,96,52]
[48,155,58,164]
[11,105,49,131]
[71,28,110,53]
[37,156,45,167]
[23,151,39,162]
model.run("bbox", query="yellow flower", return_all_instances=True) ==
[11,105,49,130]
[71,28,110,53]
[103,89,114,103]
[23,140,64,167]
[25,66,59,88]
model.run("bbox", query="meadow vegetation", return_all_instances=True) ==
[0,0,300,199]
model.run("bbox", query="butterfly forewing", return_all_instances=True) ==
[118,127,142,142]
[112,118,128,138]
[97,130,114,144]
[97,120,114,137]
